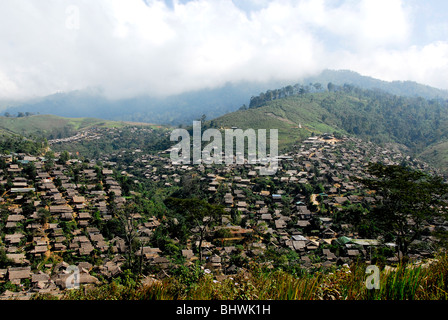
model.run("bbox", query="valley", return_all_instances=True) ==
[0,79,447,301]
[0,128,443,300]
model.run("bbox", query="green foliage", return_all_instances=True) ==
[37,208,51,224]
[304,69,448,100]
[214,85,448,164]
[165,197,226,261]
[36,253,448,300]
[170,263,205,295]
[358,163,448,258]
[0,134,46,155]
[0,114,127,140]
[214,228,232,239]
[51,126,170,159]
[0,248,13,268]
[0,281,20,295]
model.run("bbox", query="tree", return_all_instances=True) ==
[313,83,323,91]
[59,150,70,164]
[23,162,37,180]
[37,208,51,225]
[285,85,294,96]
[357,163,448,261]
[165,197,225,262]
[115,203,141,272]
[0,248,13,268]
[174,174,203,198]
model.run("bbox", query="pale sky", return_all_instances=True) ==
[0,0,447,100]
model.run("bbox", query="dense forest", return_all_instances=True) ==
[0,134,48,155]
[301,70,448,100]
[2,82,285,126]
[4,70,448,127]
[246,83,448,154]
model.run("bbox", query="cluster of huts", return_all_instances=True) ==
[0,133,444,299]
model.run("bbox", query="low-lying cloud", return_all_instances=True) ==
[0,0,447,100]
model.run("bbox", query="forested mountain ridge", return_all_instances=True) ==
[2,81,447,172]
[1,81,289,126]
[301,69,448,100]
[2,70,448,126]
[212,84,448,173]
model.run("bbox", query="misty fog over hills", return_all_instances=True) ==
[2,70,448,126]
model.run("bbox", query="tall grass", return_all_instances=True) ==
[38,253,448,300]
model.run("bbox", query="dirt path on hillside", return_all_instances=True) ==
[264,112,297,125]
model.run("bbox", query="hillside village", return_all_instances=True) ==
[0,128,446,300]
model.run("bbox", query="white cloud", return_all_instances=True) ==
[0,0,446,100]
[294,0,411,51]
[341,41,448,89]
[0,71,19,100]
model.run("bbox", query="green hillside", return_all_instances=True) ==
[211,96,340,147]
[419,139,448,172]
[302,69,448,100]
[0,114,144,139]
[212,86,448,172]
